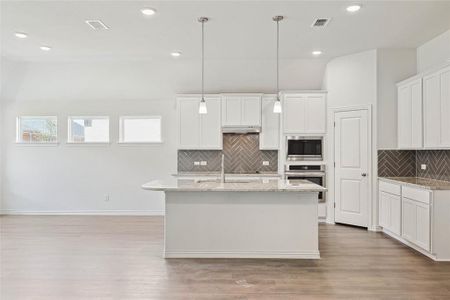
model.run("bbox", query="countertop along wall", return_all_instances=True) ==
[0,57,327,214]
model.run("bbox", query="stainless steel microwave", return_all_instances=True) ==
[286,136,323,161]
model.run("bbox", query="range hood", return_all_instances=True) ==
[222,126,261,134]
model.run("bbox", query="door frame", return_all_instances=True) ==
[327,104,375,230]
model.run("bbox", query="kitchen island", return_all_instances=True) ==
[142,178,326,259]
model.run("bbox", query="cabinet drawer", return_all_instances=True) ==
[402,186,431,204]
[379,180,401,196]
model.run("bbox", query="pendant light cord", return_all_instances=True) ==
[276,19,279,100]
[201,20,205,102]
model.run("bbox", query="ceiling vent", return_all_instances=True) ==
[311,18,331,28]
[85,20,109,30]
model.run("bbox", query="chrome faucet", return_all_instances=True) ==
[220,153,225,183]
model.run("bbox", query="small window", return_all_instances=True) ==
[16,116,58,143]
[119,116,162,143]
[68,116,109,143]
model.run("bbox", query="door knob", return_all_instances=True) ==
[361,173,367,177]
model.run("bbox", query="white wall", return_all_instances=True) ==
[323,49,378,229]
[417,29,450,73]
[377,49,417,149]
[0,57,327,214]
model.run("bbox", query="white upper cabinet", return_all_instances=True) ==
[397,78,423,149]
[260,96,280,150]
[177,96,222,150]
[423,65,450,148]
[282,93,326,134]
[221,94,261,127]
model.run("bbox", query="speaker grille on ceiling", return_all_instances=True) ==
[311,18,331,27]
[85,20,109,30]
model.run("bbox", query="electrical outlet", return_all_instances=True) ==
[104,194,110,202]
[262,161,270,166]
[421,164,427,170]
[194,161,200,166]
[200,161,207,166]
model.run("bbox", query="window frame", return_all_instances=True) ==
[67,116,110,144]
[16,116,58,144]
[118,116,163,144]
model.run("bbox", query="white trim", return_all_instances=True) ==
[164,250,320,259]
[118,115,162,143]
[16,115,58,144]
[67,116,110,143]
[382,228,438,261]
[0,210,164,216]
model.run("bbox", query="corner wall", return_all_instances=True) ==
[417,29,450,72]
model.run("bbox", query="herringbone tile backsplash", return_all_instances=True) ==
[378,150,450,181]
[178,133,278,173]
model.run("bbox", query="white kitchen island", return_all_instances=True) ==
[142,179,326,259]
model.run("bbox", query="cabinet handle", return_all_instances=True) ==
[362,173,367,177]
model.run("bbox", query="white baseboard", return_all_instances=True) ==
[382,228,438,261]
[369,225,383,232]
[164,250,321,259]
[0,209,164,216]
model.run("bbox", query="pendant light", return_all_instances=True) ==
[273,15,283,113]
[198,17,208,114]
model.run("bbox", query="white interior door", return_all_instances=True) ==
[334,109,369,227]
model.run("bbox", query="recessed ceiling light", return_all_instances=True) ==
[15,32,28,39]
[40,46,51,51]
[346,5,361,13]
[141,8,156,16]
[312,50,322,56]
[171,51,182,57]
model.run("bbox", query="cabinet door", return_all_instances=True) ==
[222,96,242,126]
[379,191,391,229]
[415,201,431,251]
[411,80,423,148]
[423,73,441,148]
[178,98,200,149]
[260,97,279,150]
[241,96,261,126]
[200,97,222,149]
[402,198,416,243]
[398,84,412,148]
[283,96,307,133]
[306,95,326,133]
[390,193,402,236]
[440,67,450,147]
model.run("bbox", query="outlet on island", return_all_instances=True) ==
[200,161,207,166]
[421,164,427,170]
[262,161,270,166]
[194,161,200,166]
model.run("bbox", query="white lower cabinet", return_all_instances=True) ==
[378,179,450,261]
[401,197,430,251]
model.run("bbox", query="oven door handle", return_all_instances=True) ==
[284,172,326,177]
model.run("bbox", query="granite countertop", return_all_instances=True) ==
[142,179,326,192]
[379,177,450,190]
[173,172,281,178]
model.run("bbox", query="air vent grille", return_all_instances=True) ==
[311,18,331,28]
[85,20,109,30]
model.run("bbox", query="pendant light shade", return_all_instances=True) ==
[199,100,207,114]
[198,17,208,114]
[273,16,283,114]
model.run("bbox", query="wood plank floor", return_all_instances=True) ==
[1,216,450,299]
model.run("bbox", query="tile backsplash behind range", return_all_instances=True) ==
[378,150,450,181]
[178,133,278,173]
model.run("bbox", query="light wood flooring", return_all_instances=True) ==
[1,216,450,299]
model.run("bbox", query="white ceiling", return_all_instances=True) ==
[1,0,450,61]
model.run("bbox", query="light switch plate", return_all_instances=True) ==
[194,161,200,166]
[262,161,270,166]
[200,161,207,166]
[421,164,427,170]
